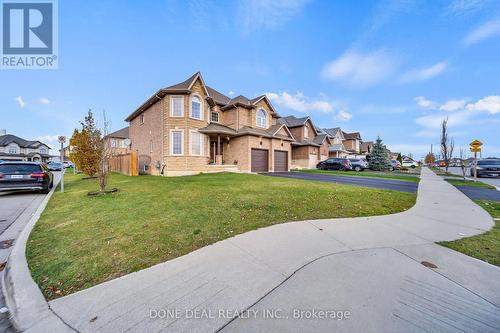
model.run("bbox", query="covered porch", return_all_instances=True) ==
[199,123,237,166]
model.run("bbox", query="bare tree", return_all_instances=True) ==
[97,110,113,193]
[459,147,468,180]
[440,118,455,173]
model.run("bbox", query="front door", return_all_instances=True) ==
[209,141,224,164]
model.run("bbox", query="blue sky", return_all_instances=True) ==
[1,0,499,159]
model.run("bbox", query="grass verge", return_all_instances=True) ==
[297,169,420,182]
[439,200,500,267]
[27,172,416,300]
[446,179,496,189]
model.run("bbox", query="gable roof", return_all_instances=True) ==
[198,123,294,141]
[106,127,129,139]
[342,131,361,140]
[278,115,310,128]
[0,134,49,149]
[323,127,343,138]
[313,133,330,145]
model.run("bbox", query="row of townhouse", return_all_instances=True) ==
[0,130,51,163]
[122,72,374,176]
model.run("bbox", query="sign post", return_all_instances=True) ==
[469,140,482,183]
[58,135,66,192]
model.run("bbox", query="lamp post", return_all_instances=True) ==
[58,135,66,192]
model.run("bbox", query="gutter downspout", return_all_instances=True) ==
[155,94,166,176]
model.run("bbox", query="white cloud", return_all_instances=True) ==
[446,0,485,15]
[466,95,500,114]
[414,96,435,109]
[335,110,352,121]
[39,97,50,105]
[415,110,473,129]
[228,91,235,96]
[439,99,466,112]
[15,96,25,108]
[238,0,310,34]
[400,61,448,82]
[37,135,61,149]
[321,49,398,88]
[266,91,333,113]
[463,19,500,46]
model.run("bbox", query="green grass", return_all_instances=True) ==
[439,200,500,266]
[27,172,416,300]
[297,169,420,182]
[446,179,496,189]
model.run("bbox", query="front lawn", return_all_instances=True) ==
[297,169,420,182]
[439,200,500,266]
[446,179,496,189]
[27,172,416,300]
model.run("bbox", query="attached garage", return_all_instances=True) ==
[274,150,288,172]
[251,148,269,172]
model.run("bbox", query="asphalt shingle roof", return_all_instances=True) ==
[0,134,47,149]
[107,127,129,139]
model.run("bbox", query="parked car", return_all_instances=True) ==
[63,161,74,168]
[390,160,401,171]
[47,162,63,171]
[348,158,368,172]
[471,159,500,178]
[0,162,53,193]
[402,159,418,168]
[317,158,352,171]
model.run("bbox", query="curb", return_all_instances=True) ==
[1,176,76,332]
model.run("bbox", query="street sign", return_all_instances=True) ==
[470,147,481,153]
[58,135,66,144]
[469,139,482,148]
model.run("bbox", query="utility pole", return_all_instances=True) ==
[58,136,66,192]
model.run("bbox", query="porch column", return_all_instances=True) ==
[215,134,223,165]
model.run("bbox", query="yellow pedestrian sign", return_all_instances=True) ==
[470,147,481,153]
[469,139,482,148]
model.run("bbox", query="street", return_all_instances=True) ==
[0,172,61,332]
[447,166,500,189]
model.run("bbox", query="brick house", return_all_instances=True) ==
[342,131,362,154]
[278,116,331,169]
[321,128,349,158]
[105,127,130,156]
[125,72,295,176]
[0,131,51,162]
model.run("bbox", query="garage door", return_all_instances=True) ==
[274,150,288,172]
[251,149,269,172]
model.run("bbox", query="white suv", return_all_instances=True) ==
[402,159,418,168]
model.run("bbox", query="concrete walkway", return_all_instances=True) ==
[48,168,500,332]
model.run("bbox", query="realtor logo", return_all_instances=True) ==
[1,0,58,69]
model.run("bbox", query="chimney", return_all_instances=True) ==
[0,129,6,136]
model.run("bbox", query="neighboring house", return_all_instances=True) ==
[360,141,374,155]
[105,127,130,155]
[125,72,295,176]
[0,131,51,162]
[322,128,349,158]
[278,116,331,169]
[342,131,362,154]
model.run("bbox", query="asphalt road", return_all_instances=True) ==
[447,166,500,189]
[263,172,418,193]
[0,171,61,332]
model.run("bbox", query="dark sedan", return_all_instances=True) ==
[0,162,54,193]
[472,159,500,178]
[317,158,352,171]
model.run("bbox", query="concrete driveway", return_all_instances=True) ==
[45,168,500,333]
[263,171,418,193]
[0,171,61,332]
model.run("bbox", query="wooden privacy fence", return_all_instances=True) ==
[108,151,138,176]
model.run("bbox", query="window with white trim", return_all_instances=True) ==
[171,130,183,155]
[304,126,309,138]
[190,131,203,156]
[211,111,219,123]
[9,147,17,154]
[40,148,47,154]
[256,109,267,128]
[171,96,184,117]
[190,95,203,120]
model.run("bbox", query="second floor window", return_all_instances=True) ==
[191,96,202,120]
[304,126,309,138]
[211,112,219,123]
[171,96,184,117]
[9,147,17,154]
[256,109,267,128]
[140,114,145,125]
[40,148,47,154]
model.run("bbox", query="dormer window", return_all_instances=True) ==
[256,109,267,128]
[190,95,203,120]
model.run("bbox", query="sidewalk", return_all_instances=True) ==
[43,168,500,332]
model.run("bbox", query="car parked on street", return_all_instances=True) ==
[317,158,352,171]
[0,162,53,193]
[471,159,500,178]
[390,160,401,171]
[63,161,74,168]
[348,158,368,172]
[47,162,63,171]
[402,159,418,168]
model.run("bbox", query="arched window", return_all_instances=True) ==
[256,109,267,128]
[191,95,203,120]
